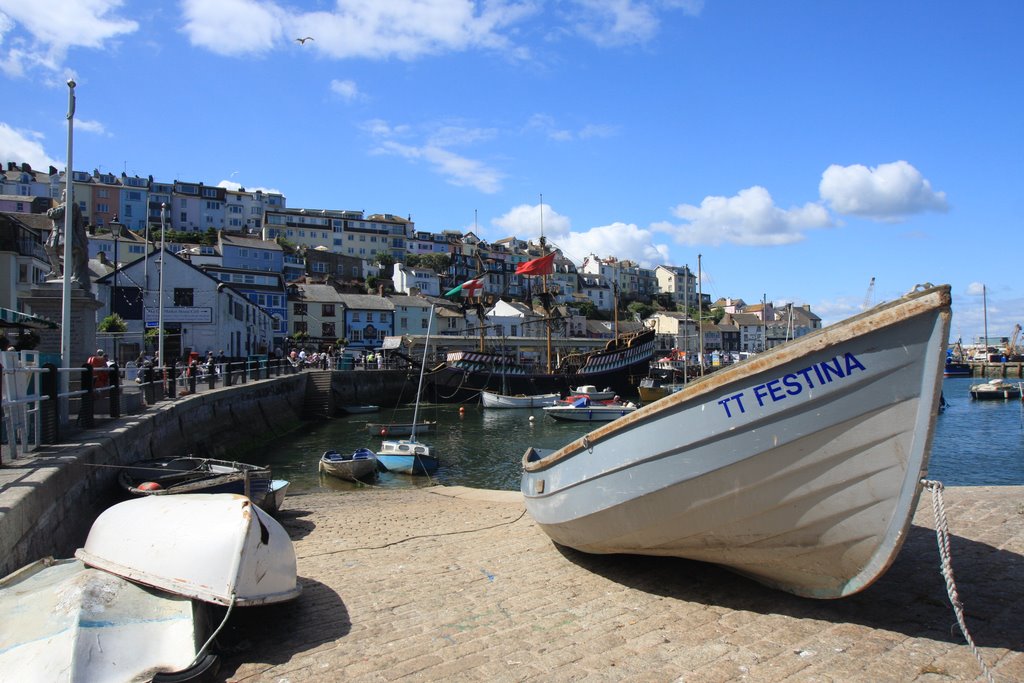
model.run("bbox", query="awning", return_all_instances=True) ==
[0,307,60,330]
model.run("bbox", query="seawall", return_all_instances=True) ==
[0,374,308,577]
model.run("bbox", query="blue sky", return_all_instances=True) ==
[1,1,1021,344]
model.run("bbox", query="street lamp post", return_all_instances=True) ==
[109,215,123,362]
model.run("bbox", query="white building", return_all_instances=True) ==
[94,246,275,362]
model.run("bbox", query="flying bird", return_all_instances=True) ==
[295,36,314,44]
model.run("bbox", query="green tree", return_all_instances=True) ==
[373,252,396,278]
[419,253,451,274]
[626,301,655,321]
[202,228,218,245]
[98,313,128,334]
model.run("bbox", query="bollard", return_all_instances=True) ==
[143,365,156,405]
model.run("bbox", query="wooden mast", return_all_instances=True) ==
[540,195,552,374]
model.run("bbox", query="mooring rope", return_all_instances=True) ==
[920,479,995,683]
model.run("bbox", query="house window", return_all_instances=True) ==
[322,322,335,338]
[379,313,387,323]
[295,321,307,333]
[173,288,194,306]
[294,303,307,316]
[322,304,335,317]
[352,312,361,322]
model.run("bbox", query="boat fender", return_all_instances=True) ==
[138,481,162,491]
[380,428,387,436]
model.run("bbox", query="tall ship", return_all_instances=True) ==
[422,326,656,404]
[423,220,656,404]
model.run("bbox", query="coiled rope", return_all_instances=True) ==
[920,479,995,683]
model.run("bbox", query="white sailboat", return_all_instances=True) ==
[377,305,440,475]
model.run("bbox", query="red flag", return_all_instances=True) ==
[515,251,555,276]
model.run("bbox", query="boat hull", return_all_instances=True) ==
[0,558,216,682]
[366,422,436,436]
[320,449,379,481]
[118,456,286,514]
[543,405,637,422]
[423,330,656,403]
[481,391,560,408]
[968,379,1021,400]
[377,440,439,474]
[522,284,951,599]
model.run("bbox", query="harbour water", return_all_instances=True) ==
[259,377,1024,493]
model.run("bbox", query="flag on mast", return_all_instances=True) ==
[444,277,483,297]
[515,251,556,276]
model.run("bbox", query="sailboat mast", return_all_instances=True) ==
[698,253,704,377]
[474,209,485,353]
[540,195,552,374]
[410,304,434,442]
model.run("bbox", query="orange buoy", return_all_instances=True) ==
[138,481,162,491]
[459,406,465,414]
[380,428,387,436]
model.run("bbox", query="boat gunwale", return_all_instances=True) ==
[523,284,952,473]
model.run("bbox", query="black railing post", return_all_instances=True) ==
[78,363,94,428]
[109,361,121,418]
[40,363,59,444]
[143,365,157,405]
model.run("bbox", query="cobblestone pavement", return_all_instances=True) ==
[219,485,1023,682]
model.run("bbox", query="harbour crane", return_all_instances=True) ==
[863,277,875,310]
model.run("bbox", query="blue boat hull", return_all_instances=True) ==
[376,454,440,475]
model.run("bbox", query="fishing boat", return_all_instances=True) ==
[522,283,951,599]
[118,455,289,514]
[968,378,1021,400]
[637,376,685,403]
[481,390,560,409]
[320,448,379,481]
[378,305,440,475]
[943,359,971,378]
[366,421,436,436]
[543,395,637,422]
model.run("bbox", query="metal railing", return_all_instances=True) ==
[0,355,306,464]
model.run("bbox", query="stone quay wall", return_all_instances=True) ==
[0,374,307,578]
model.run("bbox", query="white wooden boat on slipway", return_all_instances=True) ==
[522,284,951,599]
[481,390,561,409]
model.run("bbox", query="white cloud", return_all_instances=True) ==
[819,160,948,221]
[366,118,503,193]
[180,0,536,59]
[0,0,137,76]
[329,79,362,102]
[965,282,986,297]
[567,0,703,47]
[526,113,617,142]
[491,203,670,268]
[75,118,109,136]
[181,0,283,56]
[568,0,659,47]
[216,179,283,195]
[0,121,61,168]
[657,186,833,247]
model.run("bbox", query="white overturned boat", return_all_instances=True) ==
[481,390,560,408]
[0,494,301,679]
[522,284,951,599]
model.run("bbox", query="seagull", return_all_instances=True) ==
[295,36,314,44]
